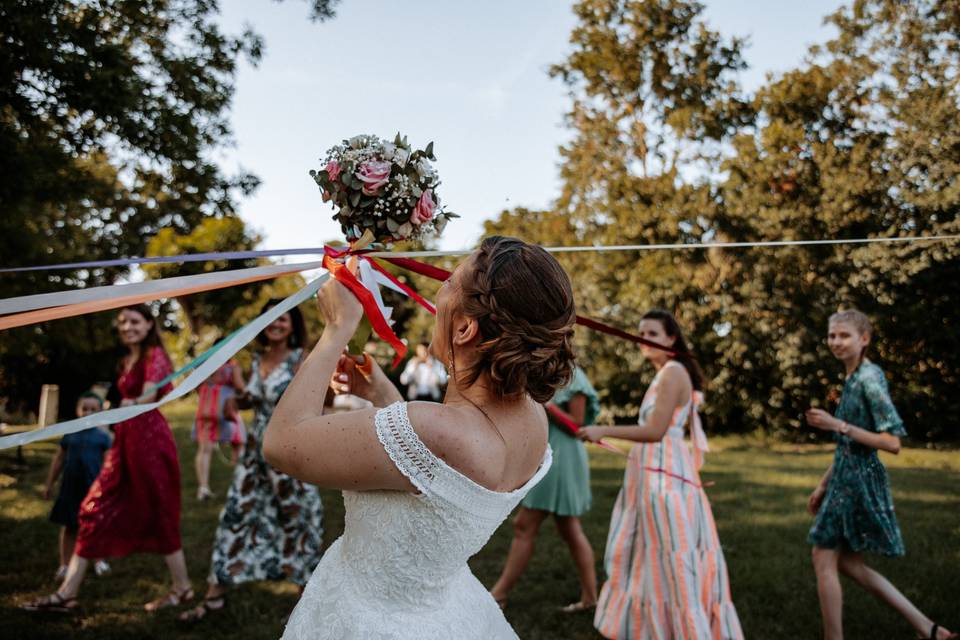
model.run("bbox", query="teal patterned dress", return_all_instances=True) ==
[808,360,907,557]
[522,367,600,516]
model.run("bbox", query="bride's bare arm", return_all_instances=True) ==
[263,278,417,491]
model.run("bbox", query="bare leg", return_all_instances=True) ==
[554,515,598,606]
[812,546,844,640]
[58,554,91,599]
[164,549,192,593]
[59,527,77,568]
[195,439,213,495]
[489,508,549,603]
[838,552,954,639]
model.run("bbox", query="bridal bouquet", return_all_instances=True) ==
[310,133,457,245]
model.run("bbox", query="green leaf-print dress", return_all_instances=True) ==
[808,360,907,557]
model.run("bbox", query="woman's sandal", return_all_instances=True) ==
[20,592,79,614]
[560,600,597,614]
[144,586,194,612]
[176,595,226,623]
[923,623,960,640]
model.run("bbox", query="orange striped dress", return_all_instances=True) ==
[594,361,743,639]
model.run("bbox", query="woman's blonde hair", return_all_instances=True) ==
[828,309,872,336]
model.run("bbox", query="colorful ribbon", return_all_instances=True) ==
[3,233,957,273]
[0,273,329,450]
[322,248,407,367]
[0,261,324,331]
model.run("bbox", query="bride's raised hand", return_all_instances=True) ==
[317,277,364,332]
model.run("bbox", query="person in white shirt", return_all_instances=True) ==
[399,342,448,401]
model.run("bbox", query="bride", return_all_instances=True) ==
[264,236,577,639]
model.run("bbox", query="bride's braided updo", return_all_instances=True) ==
[454,236,576,403]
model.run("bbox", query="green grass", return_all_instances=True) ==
[2,400,958,639]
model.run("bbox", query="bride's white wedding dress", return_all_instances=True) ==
[282,401,552,640]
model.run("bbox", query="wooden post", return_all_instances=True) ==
[38,384,59,427]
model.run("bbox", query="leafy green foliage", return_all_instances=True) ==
[0,0,337,419]
[491,0,959,440]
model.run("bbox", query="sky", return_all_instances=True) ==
[216,0,846,254]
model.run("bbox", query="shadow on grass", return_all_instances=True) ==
[1,413,957,640]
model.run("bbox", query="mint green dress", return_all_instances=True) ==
[808,361,907,557]
[521,367,600,516]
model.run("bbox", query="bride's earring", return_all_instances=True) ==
[447,349,456,382]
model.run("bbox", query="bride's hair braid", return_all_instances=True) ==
[457,236,576,403]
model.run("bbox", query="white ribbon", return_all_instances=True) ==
[357,258,434,323]
[0,273,329,450]
[0,260,325,315]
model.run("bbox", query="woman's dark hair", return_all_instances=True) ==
[77,391,104,407]
[256,299,308,349]
[455,236,576,403]
[118,304,165,370]
[641,309,704,391]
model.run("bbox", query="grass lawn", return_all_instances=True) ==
[2,399,958,639]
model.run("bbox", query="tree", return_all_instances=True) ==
[0,0,338,418]
[715,0,960,439]
[541,0,752,421]
[490,0,959,439]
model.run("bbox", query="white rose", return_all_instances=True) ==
[416,157,436,179]
[394,148,410,167]
[381,142,396,160]
[349,135,367,149]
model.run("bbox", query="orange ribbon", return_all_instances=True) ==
[322,249,407,367]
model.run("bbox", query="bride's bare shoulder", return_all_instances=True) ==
[405,401,506,490]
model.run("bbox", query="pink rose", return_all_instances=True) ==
[410,189,436,226]
[355,160,392,196]
[325,160,342,183]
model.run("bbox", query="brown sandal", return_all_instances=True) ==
[177,595,226,623]
[21,592,79,614]
[144,586,194,612]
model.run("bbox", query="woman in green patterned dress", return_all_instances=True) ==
[805,310,955,640]
[489,366,600,612]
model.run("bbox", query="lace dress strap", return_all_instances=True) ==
[374,401,442,495]
[374,402,553,521]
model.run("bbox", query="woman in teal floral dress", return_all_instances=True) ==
[490,366,601,612]
[805,310,955,640]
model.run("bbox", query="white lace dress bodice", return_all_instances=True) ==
[281,401,552,640]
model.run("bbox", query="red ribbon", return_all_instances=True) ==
[644,466,714,489]
[379,256,677,355]
[366,258,436,314]
[322,248,406,367]
[545,404,625,456]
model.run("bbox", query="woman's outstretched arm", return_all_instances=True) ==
[578,366,689,443]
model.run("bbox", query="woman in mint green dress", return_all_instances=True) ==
[490,366,601,612]
[805,310,955,640]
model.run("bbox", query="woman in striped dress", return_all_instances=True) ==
[578,310,742,639]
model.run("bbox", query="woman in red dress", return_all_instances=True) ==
[22,304,193,613]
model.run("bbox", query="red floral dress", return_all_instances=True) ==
[75,346,182,558]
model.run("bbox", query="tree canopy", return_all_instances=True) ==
[487,0,959,440]
[0,0,337,419]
